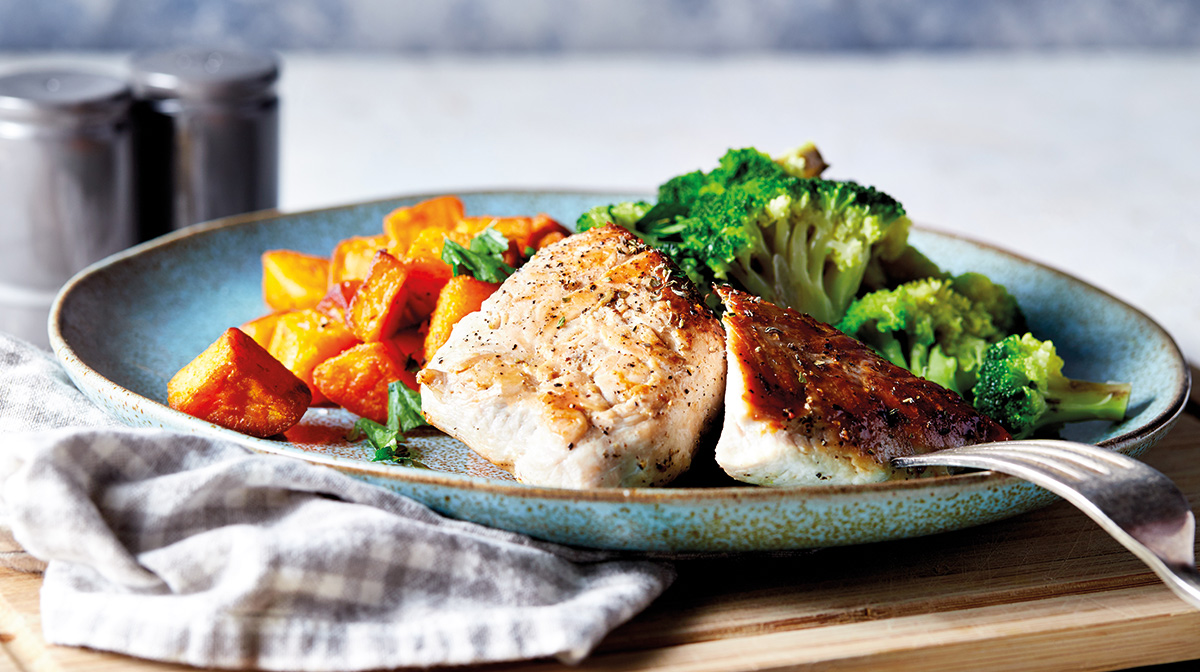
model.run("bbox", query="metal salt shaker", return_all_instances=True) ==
[0,69,135,349]
[130,47,280,240]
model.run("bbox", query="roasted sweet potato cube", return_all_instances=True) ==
[461,213,568,256]
[314,280,362,327]
[461,215,524,245]
[533,230,567,250]
[239,312,285,350]
[168,328,311,438]
[313,337,419,424]
[458,217,539,266]
[262,250,331,312]
[405,227,447,260]
[405,256,453,321]
[267,308,359,405]
[459,216,517,263]
[403,227,466,262]
[383,195,465,253]
[397,229,456,316]
[424,275,501,362]
[330,235,389,285]
[347,251,427,342]
[388,327,425,366]
[528,214,570,250]
[458,215,496,235]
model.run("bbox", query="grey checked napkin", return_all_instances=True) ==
[0,333,674,669]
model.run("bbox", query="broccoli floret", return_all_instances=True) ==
[837,277,1012,395]
[577,200,654,231]
[708,147,790,188]
[673,149,914,323]
[951,272,1026,335]
[580,146,915,324]
[728,175,914,324]
[862,243,948,291]
[658,170,712,206]
[972,333,1132,439]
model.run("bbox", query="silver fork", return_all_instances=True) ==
[892,439,1200,610]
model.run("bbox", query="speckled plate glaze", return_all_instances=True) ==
[50,191,1191,553]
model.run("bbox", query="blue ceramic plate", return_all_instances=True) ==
[50,191,1191,553]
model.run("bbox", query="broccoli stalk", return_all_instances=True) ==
[579,147,914,325]
[972,333,1131,439]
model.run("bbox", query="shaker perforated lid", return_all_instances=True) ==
[131,47,280,102]
[0,70,130,123]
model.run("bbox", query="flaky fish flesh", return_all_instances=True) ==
[418,225,726,489]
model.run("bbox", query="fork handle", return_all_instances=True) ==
[1159,563,1200,611]
[895,444,1200,612]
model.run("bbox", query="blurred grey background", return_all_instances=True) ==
[0,0,1197,53]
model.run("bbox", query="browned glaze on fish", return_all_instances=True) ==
[715,286,1010,485]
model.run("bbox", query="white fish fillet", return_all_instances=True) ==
[418,225,726,489]
[714,286,1010,486]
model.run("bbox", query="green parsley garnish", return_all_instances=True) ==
[441,227,516,283]
[349,381,428,466]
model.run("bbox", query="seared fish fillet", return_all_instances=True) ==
[714,286,1010,486]
[418,225,726,489]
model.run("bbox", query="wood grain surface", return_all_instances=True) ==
[3,394,1198,672]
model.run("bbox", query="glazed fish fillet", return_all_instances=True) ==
[417,225,726,489]
[714,286,1010,486]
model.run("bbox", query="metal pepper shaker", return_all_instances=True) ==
[0,69,135,349]
[130,47,280,240]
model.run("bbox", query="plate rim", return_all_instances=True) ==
[49,189,1193,506]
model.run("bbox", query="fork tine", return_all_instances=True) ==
[1025,439,1133,468]
[973,447,1097,480]
[979,439,1130,470]
[971,443,1116,479]
[894,444,1092,482]
[898,440,1133,480]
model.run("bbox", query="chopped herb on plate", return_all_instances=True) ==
[441,227,516,283]
[349,381,428,466]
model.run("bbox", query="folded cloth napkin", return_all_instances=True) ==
[0,333,674,670]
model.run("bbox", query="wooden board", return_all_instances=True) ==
[3,387,1198,672]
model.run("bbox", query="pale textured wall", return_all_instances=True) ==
[1,0,1197,52]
